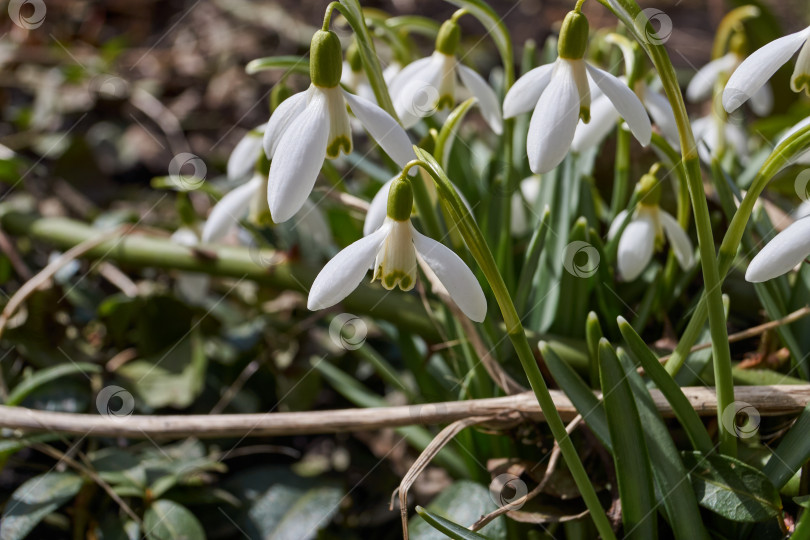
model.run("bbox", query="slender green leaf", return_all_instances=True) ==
[409,481,505,539]
[617,317,714,454]
[599,340,657,539]
[338,0,397,117]
[682,451,782,522]
[245,55,310,76]
[6,362,101,406]
[763,403,810,489]
[514,204,551,317]
[541,342,611,450]
[415,506,491,540]
[435,97,476,169]
[615,348,710,540]
[0,472,84,540]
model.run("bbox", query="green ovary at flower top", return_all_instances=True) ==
[609,165,694,281]
[387,13,503,134]
[723,25,810,113]
[307,173,487,322]
[503,9,651,174]
[262,28,414,223]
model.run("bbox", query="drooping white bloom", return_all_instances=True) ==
[609,205,694,281]
[687,53,772,116]
[723,26,810,113]
[388,19,502,134]
[691,115,749,163]
[308,216,487,321]
[503,11,651,174]
[227,123,266,181]
[571,78,677,152]
[746,216,810,282]
[263,30,413,224]
[202,173,331,250]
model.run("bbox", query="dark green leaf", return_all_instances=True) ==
[143,500,205,540]
[409,481,505,540]
[415,506,491,540]
[764,403,810,488]
[6,362,101,406]
[0,471,84,540]
[683,451,783,522]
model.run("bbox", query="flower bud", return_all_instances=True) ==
[638,171,662,206]
[558,11,589,60]
[387,176,414,221]
[435,19,461,56]
[310,30,343,88]
[347,40,362,72]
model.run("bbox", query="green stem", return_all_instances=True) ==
[322,1,341,31]
[610,125,631,219]
[414,148,616,539]
[600,0,736,455]
[665,123,810,374]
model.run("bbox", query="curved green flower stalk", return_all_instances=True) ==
[665,124,810,375]
[413,147,617,540]
[596,0,737,455]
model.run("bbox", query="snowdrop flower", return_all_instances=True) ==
[202,173,331,250]
[263,29,413,223]
[691,115,749,163]
[504,10,651,173]
[687,34,773,116]
[572,78,678,152]
[609,170,694,281]
[746,216,810,282]
[227,123,266,181]
[309,175,487,321]
[724,26,810,113]
[388,15,503,133]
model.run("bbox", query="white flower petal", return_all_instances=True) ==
[457,64,503,134]
[750,83,773,116]
[685,53,737,102]
[617,211,655,281]
[227,124,266,181]
[503,63,554,118]
[777,116,810,165]
[202,175,262,243]
[792,39,810,93]
[411,226,487,321]
[571,93,619,152]
[659,210,694,270]
[608,209,629,241]
[390,54,444,128]
[587,64,651,147]
[262,89,308,159]
[526,60,580,173]
[746,216,810,282]
[342,89,414,168]
[724,28,810,113]
[363,177,395,237]
[325,87,352,158]
[643,88,679,146]
[268,89,329,223]
[308,224,392,310]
